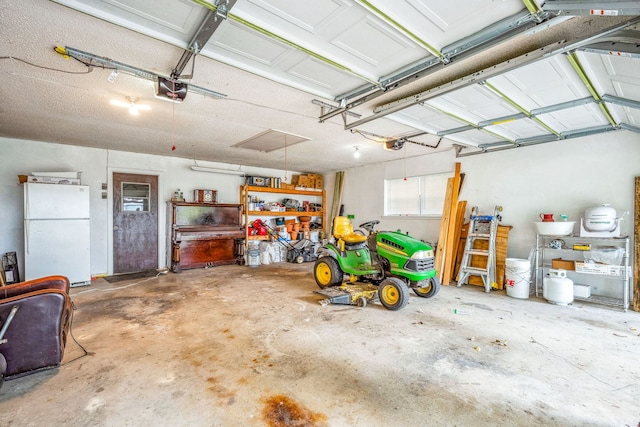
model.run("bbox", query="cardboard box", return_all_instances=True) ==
[292,175,308,187]
[315,177,323,189]
[573,283,591,298]
[306,177,315,188]
[27,176,80,185]
[551,258,575,271]
[574,261,625,276]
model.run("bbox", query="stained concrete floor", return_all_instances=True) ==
[1,262,639,427]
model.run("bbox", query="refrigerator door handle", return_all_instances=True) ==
[25,220,30,254]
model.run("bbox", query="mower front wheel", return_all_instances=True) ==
[314,257,343,289]
[378,277,409,311]
[412,276,441,298]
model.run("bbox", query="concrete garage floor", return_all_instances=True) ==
[1,263,639,427]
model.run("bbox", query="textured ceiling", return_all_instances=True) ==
[1,0,639,174]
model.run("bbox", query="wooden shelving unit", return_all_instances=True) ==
[240,185,326,243]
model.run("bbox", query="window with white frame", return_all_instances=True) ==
[384,172,450,216]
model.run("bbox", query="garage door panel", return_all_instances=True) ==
[331,18,417,67]
[233,0,429,79]
[427,85,519,123]
[356,119,418,138]
[52,0,207,46]
[446,129,506,147]
[608,104,640,126]
[210,21,289,65]
[488,56,591,110]
[245,0,343,33]
[485,118,552,140]
[537,104,609,132]
[362,0,527,51]
[204,20,365,97]
[577,51,640,101]
[388,105,467,133]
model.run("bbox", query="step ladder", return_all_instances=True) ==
[457,205,502,293]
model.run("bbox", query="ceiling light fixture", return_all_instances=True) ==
[353,146,360,158]
[110,96,151,116]
[190,166,246,176]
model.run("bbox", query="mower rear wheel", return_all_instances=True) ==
[378,277,409,311]
[314,257,343,289]
[412,276,441,298]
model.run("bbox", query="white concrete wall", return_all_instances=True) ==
[2,132,638,291]
[339,130,639,273]
[0,137,301,278]
[340,150,454,245]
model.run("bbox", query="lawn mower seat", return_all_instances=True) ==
[333,217,367,249]
[0,275,72,385]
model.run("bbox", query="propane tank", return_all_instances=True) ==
[543,269,573,305]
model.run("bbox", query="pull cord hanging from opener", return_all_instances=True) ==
[171,80,176,151]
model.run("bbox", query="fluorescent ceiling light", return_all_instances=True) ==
[190,166,246,176]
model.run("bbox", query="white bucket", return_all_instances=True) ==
[247,241,260,268]
[505,258,531,299]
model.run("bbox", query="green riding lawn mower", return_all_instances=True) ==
[313,217,440,311]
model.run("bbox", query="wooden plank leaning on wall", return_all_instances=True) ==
[435,178,454,284]
[442,163,462,286]
[634,176,639,311]
[435,162,463,285]
[446,200,467,284]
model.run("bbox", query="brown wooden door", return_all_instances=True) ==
[113,173,158,273]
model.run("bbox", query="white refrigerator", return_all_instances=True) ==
[24,183,91,286]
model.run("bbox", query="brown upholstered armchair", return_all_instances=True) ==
[0,275,72,386]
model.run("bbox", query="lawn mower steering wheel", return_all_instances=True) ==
[359,220,380,234]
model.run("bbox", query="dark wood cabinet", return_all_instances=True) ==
[170,202,244,272]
